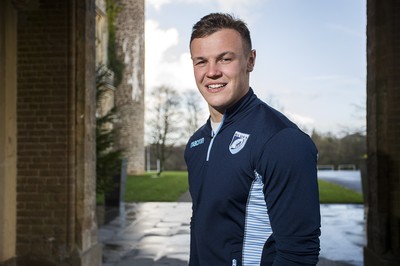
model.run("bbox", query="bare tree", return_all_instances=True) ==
[149,85,181,176]
[183,89,204,138]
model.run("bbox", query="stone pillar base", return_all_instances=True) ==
[14,243,102,266]
[364,247,400,266]
[71,243,102,266]
[0,257,16,266]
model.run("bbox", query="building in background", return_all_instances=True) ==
[96,0,145,175]
[114,0,145,175]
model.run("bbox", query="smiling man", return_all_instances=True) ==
[190,26,255,122]
[184,13,321,265]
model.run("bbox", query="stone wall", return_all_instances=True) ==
[0,0,17,264]
[365,0,400,265]
[114,0,145,175]
[95,0,108,66]
[0,0,145,264]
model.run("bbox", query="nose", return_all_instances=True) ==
[206,62,222,78]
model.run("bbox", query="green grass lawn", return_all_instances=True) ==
[124,171,189,202]
[97,171,363,204]
[318,179,363,204]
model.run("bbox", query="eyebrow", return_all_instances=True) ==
[191,51,236,61]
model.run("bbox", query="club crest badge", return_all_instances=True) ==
[229,131,250,154]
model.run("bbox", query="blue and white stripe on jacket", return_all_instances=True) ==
[242,171,272,265]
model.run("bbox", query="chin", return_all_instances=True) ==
[205,96,227,106]
[209,100,230,110]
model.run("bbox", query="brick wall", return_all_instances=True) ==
[17,0,71,259]
[16,0,100,264]
[115,0,145,174]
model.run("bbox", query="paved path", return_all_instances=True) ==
[98,203,365,266]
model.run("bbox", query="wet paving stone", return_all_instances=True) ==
[98,202,364,265]
[99,203,191,265]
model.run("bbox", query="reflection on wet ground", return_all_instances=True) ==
[319,204,365,266]
[98,203,191,266]
[97,203,365,266]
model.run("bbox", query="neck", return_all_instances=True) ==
[209,107,224,122]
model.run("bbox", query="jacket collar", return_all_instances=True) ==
[204,88,258,135]
[225,87,257,121]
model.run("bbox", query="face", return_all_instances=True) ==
[190,29,256,121]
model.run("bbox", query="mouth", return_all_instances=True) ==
[206,83,227,92]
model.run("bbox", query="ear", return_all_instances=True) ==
[247,49,256,72]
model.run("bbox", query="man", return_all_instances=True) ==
[184,13,320,265]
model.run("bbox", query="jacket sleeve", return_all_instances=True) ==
[257,128,321,265]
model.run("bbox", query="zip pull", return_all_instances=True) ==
[232,259,237,266]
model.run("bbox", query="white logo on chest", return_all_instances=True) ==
[229,131,250,154]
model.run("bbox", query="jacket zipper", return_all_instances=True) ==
[206,115,225,161]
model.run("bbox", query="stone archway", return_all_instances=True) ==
[1,0,101,265]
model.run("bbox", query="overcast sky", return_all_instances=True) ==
[145,0,366,136]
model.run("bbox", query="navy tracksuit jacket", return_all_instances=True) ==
[184,89,321,265]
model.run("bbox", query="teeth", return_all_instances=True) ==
[208,84,225,89]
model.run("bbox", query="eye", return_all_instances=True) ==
[220,57,232,63]
[194,60,206,66]
[193,58,207,66]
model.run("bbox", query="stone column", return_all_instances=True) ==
[0,0,17,265]
[73,0,102,264]
[365,0,400,265]
[114,0,145,175]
